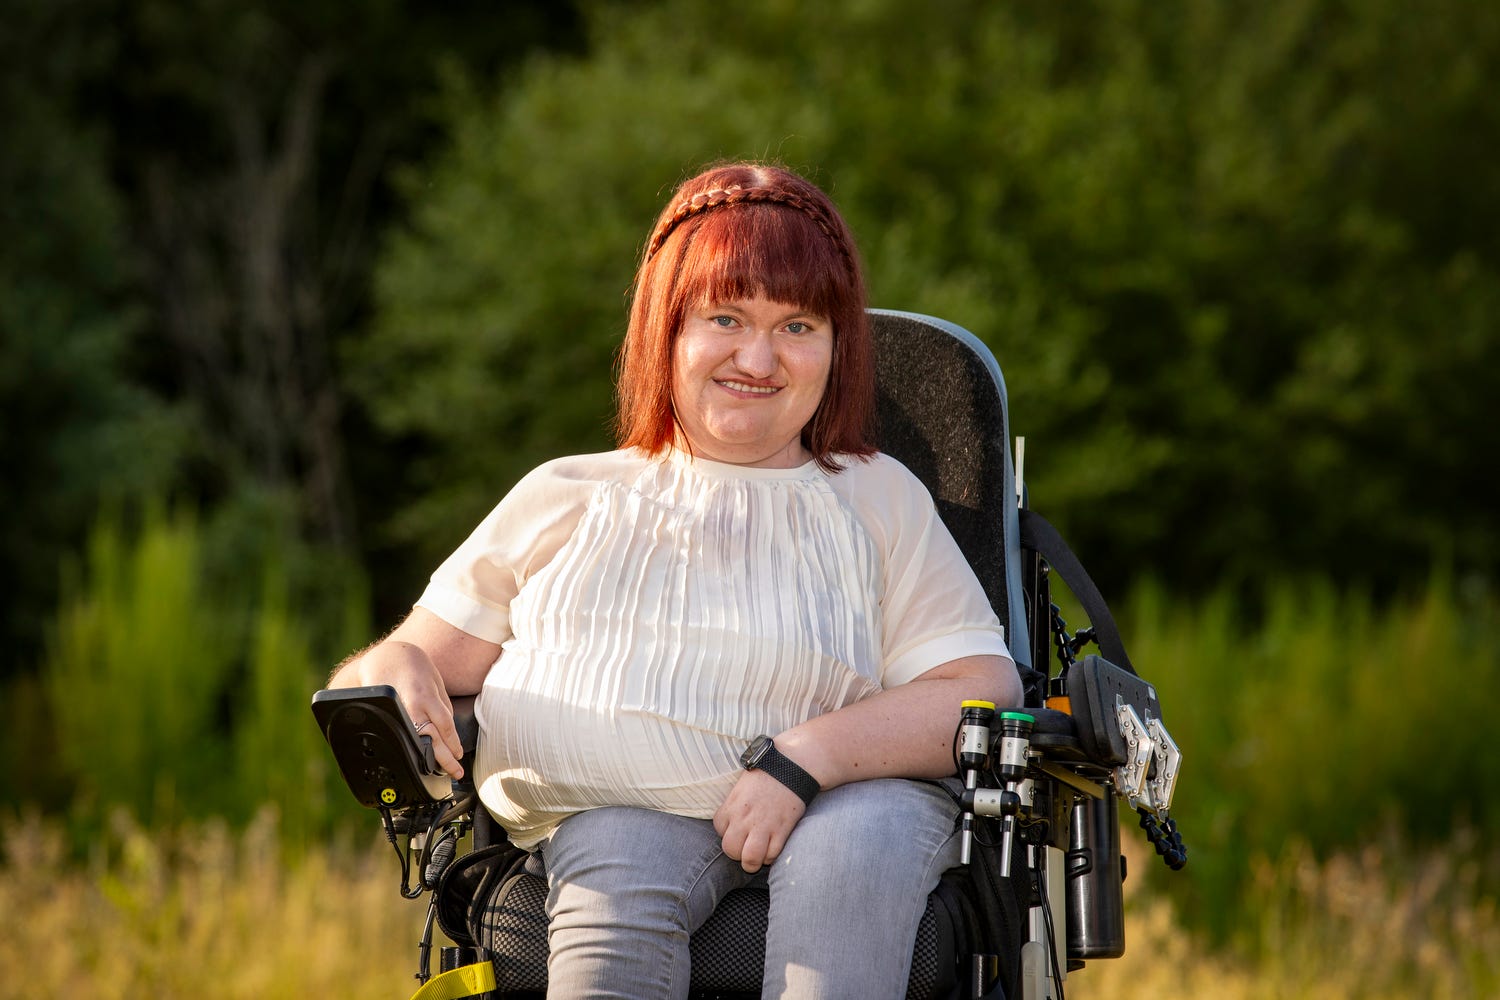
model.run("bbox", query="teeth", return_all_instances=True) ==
[719,380,779,395]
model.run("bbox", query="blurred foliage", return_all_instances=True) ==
[360,0,1499,596]
[1122,570,1499,939]
[46,510,228,823]
[41,508,369,836]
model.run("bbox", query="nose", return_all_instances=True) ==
[734,328,776,378]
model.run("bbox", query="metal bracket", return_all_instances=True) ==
[1113,701,1155,807]
[1034,760,1108,801]
[1146,717,1181,814]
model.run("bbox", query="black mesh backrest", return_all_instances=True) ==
[869,310,1030,667]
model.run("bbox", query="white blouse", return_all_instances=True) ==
[417,448,1009,848]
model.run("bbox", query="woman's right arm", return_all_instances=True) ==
[327,607,501,779]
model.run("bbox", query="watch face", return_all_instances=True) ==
[740,735,772,768]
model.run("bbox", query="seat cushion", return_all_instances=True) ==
[471,874,964,999]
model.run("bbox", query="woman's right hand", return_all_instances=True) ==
[331,639,467,778]
[327,609,502,780]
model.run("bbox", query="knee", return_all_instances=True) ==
[775,780,959,890]
[542,808,728,925]
[539,807,749,994]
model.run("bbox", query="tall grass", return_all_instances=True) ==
[1,809,1493,999]
[1077,826,1500,999]
[1118,572,1499,938]
[0,809,414,999]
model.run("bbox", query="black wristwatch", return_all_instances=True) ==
[739,735,820,806]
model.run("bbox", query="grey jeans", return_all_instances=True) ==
[532,778,961,999]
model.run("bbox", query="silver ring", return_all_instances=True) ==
[414,720,431,735]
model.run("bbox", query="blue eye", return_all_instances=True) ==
[786,322,807,334]
[713,315,735,328]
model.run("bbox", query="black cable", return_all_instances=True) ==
[408,804,449,896]
[1039,880,1067,1000]
[970,815,1002,849]
[379,807,417,898]
[952,716,965,776]
[382,803,448,899]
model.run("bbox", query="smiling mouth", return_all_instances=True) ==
[717,379,780,395]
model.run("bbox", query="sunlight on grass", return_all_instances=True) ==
[1079,829,1500,999]
[3,810,1495,998]
[0,809,418,1000]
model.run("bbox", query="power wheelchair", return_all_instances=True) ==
[313,310,1187,1000]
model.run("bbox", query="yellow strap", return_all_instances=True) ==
[408,961,497,1000]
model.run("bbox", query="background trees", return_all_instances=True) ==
[359,0,1500,598]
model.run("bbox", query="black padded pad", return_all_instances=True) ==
[871,310,1018,645]
[451,695,480,756]
[473,876,957,999]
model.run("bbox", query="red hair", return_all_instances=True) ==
[614,163,876,471]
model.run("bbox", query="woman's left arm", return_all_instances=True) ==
[776,652,1020,783]
[713,652,1020,871]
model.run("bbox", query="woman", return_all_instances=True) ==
[329,162,1022,998]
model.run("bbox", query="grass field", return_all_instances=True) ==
[2,808,1495,999]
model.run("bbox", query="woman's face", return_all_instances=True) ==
[671,294,833,468]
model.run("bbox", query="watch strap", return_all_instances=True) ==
[747,739,820,805]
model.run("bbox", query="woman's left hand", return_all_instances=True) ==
[712,771,808,873]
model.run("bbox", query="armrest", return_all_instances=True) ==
[1026,706,1084,760]
[452,694,480,758]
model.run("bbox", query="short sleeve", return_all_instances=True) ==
[832,455,1012,687]
[414,454,607,644]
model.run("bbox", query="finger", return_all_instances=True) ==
[406,688,461,756]
[717,813,750,862]
[418,727,464,779]
[433,711,464,764]
[417,722,468,785]
[713,773,754,835]
[764,828,789,866]
[738,829,773,873]
[412,707,465,780]
[433,718,465,779]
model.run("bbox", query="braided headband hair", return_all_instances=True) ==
[643,181,860,280]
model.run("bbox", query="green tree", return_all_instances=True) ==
[1,0,583,695]
[359,0,1499,596]
[102,0,586,553]
[0,0,186,675]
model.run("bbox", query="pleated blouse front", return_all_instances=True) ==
[417,448,1008,848]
